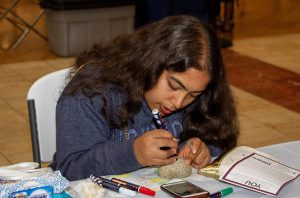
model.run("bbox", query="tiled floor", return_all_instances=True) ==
[224,49,300,113]
[0,0,300,166]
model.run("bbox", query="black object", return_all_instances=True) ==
[220,38,233,48]
[161,181,210,198]
[28,99,41,167]
[40,0,134,10]
[135,0,210,28]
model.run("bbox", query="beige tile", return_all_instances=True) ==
[237,100,273,117]
[265,121,300,140]
[256,110,300,127]
[0,133,32,156]
[232,86,300,147]
[4,61,58,84]
[0,153,10,166]
[0,97,6,106]
[0,104,29,135]
[231,86,261,103]
[0,65,26,84]
[232,34,300,74]
[0,64,33,119]
[232,85,300,120]
[0,83,32,118]
[0,80,31,98]
[0,130,30,145]
[0,105,31,164]
[238,125,294,148]
[238,115,263,130]
[0,137,33,165]
[6,152,33,164]
[46,57,75,70]
[13,58,76,85]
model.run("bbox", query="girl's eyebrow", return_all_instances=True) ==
[169,76,203,94]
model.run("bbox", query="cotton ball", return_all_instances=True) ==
[158,158,192,179]
[72,180,105,198]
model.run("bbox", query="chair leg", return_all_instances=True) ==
[10,10,47,49]
[0,0,47,50]
[28,99,42,168]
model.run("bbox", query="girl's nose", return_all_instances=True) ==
[172,93,186,110]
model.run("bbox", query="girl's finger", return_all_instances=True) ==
[191,156,210,169]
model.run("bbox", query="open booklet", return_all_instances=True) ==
[199,146,300,197]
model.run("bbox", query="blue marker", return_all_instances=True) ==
[210,187,233,198]
[152,109,179,151]
[90,175,136,197]
[152,109,168,130]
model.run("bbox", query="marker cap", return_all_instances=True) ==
[120,187,137,197]
[152,109,159,114]
[221,187,233,196]
[140,186,156,196]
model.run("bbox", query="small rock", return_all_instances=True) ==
[158,158,192,179]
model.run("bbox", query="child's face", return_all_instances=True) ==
[144,68,210,117]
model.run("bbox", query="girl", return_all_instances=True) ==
[51,15,239,181]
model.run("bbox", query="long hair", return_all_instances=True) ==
[64,15,239,152]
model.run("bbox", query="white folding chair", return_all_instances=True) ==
[27,68,70,167]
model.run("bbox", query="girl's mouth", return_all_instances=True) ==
[160,105,172,116]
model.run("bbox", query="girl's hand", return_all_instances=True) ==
[178,137,211,169]
[133,129,178,167]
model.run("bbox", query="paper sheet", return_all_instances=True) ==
[220,152,300,197]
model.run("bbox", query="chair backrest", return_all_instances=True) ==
[27,68,70,166]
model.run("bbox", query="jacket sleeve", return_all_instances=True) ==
[208,145,223,158]
[53,94,142,181]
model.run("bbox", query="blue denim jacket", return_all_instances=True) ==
[51,87,222,181]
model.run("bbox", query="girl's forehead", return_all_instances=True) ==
[166,68,210,92]
[167,68,209,79]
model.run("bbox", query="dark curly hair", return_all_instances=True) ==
[64,15,239,152]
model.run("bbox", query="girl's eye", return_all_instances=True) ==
[189,92,202,98]
[189,94,199,98]
[168,80,179,90]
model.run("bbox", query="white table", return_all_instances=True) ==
[71,141,300,198]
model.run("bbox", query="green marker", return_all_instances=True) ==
[210,187,233,198]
